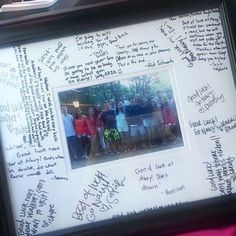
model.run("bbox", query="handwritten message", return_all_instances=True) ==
[14,45,58,147]
[189,115,236,136]
[182,9,227,72]
[187,83,225,114]
[0,7,235,236]
[75,30,128,50]
[203,136,236,195]
[0,102,24,133]
[168,9,227,71]
[72,170,126,223]
[38,42,69,73]
[158,22,196,67]
[6,145,67,180]
[63,30,173,84]
[0,62,20,89]
[134,161,185,196]
[16,179,56,235]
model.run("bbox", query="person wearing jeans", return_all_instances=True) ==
[62,106,81,160]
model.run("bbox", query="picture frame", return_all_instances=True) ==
[1,0,236,235]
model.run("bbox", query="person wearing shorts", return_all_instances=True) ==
[151,98,164,145]
[162,97,176,143]
[86,107,99,158]
[126,98,146,150]
[116,101,129,152]
[101,102,120,155]
[141,97,154,147]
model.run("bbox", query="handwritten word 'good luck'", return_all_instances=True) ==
[203,136,236,195]
[72,171,126,223]
[16,179,56,235]
[189,115,236,136]
[187,83,225,113]
[134,161,184,196]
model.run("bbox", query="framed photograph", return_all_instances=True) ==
[1,0,236,235]
[54,68,185,170]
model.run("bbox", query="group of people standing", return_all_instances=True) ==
[62,92,179,161]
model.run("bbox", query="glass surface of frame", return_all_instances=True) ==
[1,0,236,235]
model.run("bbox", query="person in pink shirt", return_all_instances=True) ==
[162,97,176,143]
[86,107,99,158]
[95,104,106,151]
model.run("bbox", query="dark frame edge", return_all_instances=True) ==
[37,194,236,236]
[0,0,220,47]
[220,0,236,88]
[1,0,236,236]
[0,0,129,27]
[0,139,17,236]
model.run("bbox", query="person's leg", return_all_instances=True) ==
[90,136,94,158]
[86,135,91,157]
[142,119,148,147]
[104,129,113,154]
[124,129,131,151]
[118,131,124,152]
[108,129,116,154]
[76,135,84,159]
[138,125,146,148]
[150,124,156,146]
[154,123,165,146]
[92,134,99,157]
[123,131,130,151]
[88,135,99,159]
[172,119,181,139]
[146,124,152,147]
[97,127,106,150]
[168,125,176,142]
[89,135,97,158]
[147,118,155,147]
[113,129,120,154]
[163,125,170,144]
[130,125,138,150]
[67,136,74,160]
[67,136,79,160]
[80,135,87,156]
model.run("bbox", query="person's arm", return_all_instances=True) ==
[72,115,76,130]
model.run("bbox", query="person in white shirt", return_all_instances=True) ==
[62,106,80,160]
[116,102,129,152]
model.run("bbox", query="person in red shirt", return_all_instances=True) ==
[162,97,176,143]
[95,104,107,151]
[86,107,99,158]
[74,108,89,159]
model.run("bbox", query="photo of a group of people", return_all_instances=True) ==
[58,71,183,169]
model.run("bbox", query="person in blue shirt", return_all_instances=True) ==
[62,106,82,161]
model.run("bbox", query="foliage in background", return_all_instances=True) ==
[59,71,173,114]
